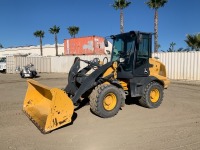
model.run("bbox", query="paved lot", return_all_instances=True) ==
[0,73,200,150]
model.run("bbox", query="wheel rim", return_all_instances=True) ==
[150,88,160,103]
[103,93,117,111]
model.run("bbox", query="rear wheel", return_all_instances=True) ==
[31,71,37,78]
[139,81,164,108]
[89,84,124,118]
[20,72,24,78]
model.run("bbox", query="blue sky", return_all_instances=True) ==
[0,0,200,51]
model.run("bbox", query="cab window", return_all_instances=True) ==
[135,35,149,68]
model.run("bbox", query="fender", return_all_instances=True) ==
[71,61,113,104]
[130,76,164,97]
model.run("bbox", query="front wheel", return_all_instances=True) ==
[139,81,164,108]
[89,84,124,118]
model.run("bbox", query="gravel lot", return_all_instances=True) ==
[0,73,200,150]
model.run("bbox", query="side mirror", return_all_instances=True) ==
[104,39,108,47]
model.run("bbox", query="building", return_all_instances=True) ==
[0,37,112,57]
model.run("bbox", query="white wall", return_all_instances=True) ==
[153,51,200,80]
[51,55,111,73]
[6,55,111,74]
[0,44,64,57]
[0,41,112,57]
[3,44,200,80]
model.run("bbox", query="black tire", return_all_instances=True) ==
[139,81,164,108]
[20,72,24,78]
[89,84,124,118]
[31,71,37,78]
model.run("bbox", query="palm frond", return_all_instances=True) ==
[112,0,131,10]
[49,25,60,34]
[33,30,45,38]
[146,0,168,9]
[67,26,80,38]
[185,33,200,50]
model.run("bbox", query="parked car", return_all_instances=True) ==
[0,57,6,73]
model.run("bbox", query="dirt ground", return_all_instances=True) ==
[0,73,200,150]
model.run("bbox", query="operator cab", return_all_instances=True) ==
[109,31,152,79]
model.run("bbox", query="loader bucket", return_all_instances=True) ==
[23,79,74,133]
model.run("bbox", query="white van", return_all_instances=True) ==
[0,57,6,73]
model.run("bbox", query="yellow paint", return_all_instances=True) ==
[102,62,129,91]
[103,61,118,79]
[103,93,117,111]
[23,79,74,133]
[99,61,104,65]
[149,58,170,88]
[150,88,160,103]
[119,80,128,91]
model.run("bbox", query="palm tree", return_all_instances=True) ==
[49,25,60,56]
[185,33,200,51]
[112,0,131,33]
[169,42,176,52]
[34,30,45,56]
[67,26,79,38]
[177,47,184,52]
[146,0,168,53]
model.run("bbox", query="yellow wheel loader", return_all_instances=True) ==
[23,31,170,133]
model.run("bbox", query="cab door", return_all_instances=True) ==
[133,33,152,77]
